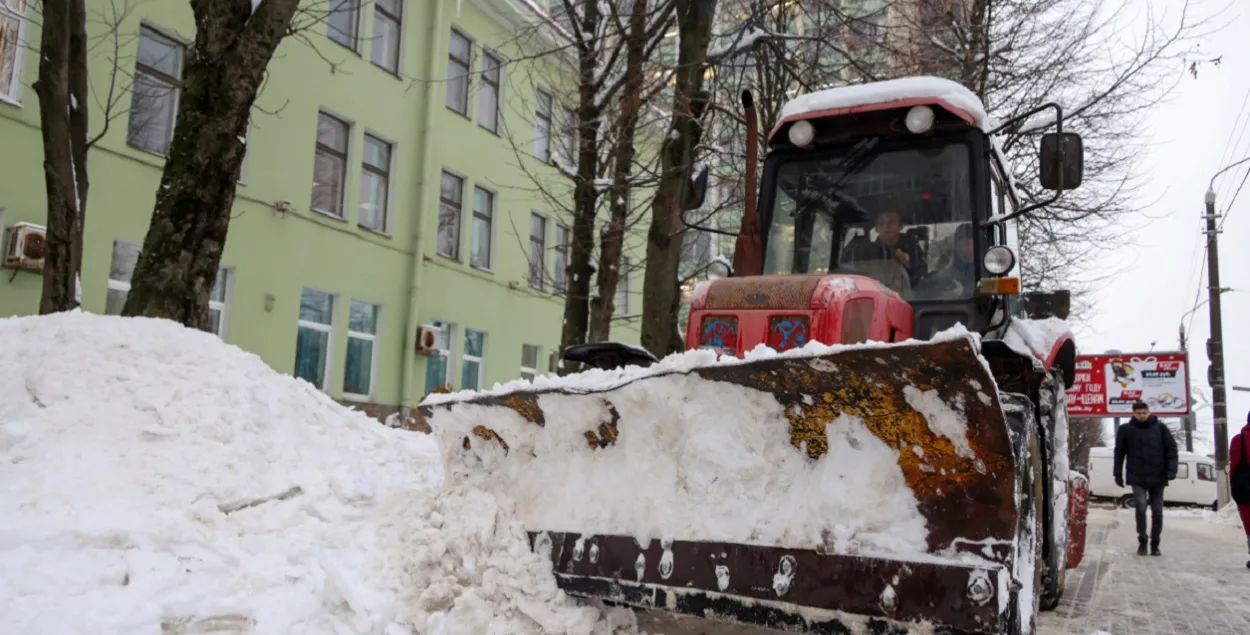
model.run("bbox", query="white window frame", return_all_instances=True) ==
[327,0,361,51]
[437,169,464,260]
[535,88,553,161]
[616,255,630,315]
[312,110,351,218]
[446,27,472,116]
[470,184,495,270]
[295,287,337,391]
[358,131,393,233]
[0,0,30,105]
[207,267,233,339]
[126,23,185,156]
[343,299,380,400]
[553,223,570,295]
[462,328,487,390]
[370,0,403,73]
[558,103,577,165]
[477,49,502,133]
[106,238,229,338]
[425,320,456,392]
[528,212,547,290]
[520,343,541,381]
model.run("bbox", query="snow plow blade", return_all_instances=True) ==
[419,335,1034,635]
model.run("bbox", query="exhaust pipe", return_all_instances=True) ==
[732,90,763,277]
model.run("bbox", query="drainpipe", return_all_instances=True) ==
[399,0,446,414]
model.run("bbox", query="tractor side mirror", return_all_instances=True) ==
[681,163,710,211]
[1039,132,1084,191]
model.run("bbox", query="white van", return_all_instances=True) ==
[1087,446,1218,509]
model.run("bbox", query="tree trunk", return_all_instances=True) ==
[639,0,717,358]
[33,0,88,315]
[557,1,605,374]
[588,1,651,343]
[121,0,301,328]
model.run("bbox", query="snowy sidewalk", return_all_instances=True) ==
[1037,506,1250,635]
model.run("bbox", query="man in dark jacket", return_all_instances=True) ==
[1114,400,1179,556]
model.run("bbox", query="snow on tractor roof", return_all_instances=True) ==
[772,76,996,139]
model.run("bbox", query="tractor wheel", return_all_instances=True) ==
[1039,368,1069,611]
[1006,416,1046,635]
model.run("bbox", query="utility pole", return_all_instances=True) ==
[1203,186,1230,508]
[1178,324,1195,452]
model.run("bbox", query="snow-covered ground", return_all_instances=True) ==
[0,312,645,635]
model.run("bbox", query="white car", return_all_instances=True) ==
[1087,446,1218,510]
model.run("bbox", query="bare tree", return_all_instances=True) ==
[456,0,676,368]
[31,0,135,314]
[886,0,1224,320]
[121,0,310,328]
[639,0,719,358]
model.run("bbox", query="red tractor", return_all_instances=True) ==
[422,76,1090,635]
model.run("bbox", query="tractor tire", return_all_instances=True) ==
[1039,368,1069,611]
[1005,401,1046,635]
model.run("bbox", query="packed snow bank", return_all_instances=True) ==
[0,312,646,635]
[994,316,1071,366]
[424,329,1003,560]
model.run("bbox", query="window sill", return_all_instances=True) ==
[478,122,500,136]
[310,208,350,223]
[126,142,171,161]
[436,253,462,264]
[470,264,494,274]
[0,94,22,109]
[445,105,471,119]
[370,61,403,79]
[358,224,392,238]
[327,36,362,57]
[341,392,374,404]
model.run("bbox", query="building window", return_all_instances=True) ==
[477,51,501,133]
[438,171,463,259]
[470,186,494,270]
[106,238,229,338]
[208,267,231,337]
[0,0,29,103]
[295,288,336,390]
[127,25,184,156]
[528,212,547,290]
[424,320,455,393]
[616,255,630,315]
[462,329,486,390]
[447,29,471,115]
[327,0,360,49]
[520,344,540,381]
[359,133,391,232]
[553,224,570,295]
[312,112,350,217]
[535,89,553,161]
[343,299,379,398]
[370,0,402,72]
[559,104,577,165]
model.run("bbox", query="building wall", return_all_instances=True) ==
[0,0,643,417]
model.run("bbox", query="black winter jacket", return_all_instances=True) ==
[1113,415,1179,487]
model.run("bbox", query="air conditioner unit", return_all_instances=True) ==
[414,323,445,355]
[4,222,47,273]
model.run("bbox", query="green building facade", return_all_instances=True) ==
[0,0,642,420]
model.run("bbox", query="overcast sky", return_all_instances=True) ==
[1082,3,1249,455]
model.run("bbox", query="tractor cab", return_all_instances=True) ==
[684,77,1084,350]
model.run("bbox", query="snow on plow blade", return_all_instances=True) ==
[419,335,1032,635]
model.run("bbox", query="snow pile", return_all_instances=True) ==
[0,312,645,635]
[1210,502,1245,527]
[775,76,997,133]
[995,316,1071,364]
[425,330,1001,560]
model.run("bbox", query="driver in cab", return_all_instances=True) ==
[843,195,928,286]
[913,222,975,298]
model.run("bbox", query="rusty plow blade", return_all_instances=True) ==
[418,336,1035,635]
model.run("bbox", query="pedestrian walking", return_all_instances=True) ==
[1230,412,1250,569]
[1113,400,1179,556]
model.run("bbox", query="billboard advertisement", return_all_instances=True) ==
[1066,352,1191,417]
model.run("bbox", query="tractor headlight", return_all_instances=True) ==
[905,105,935,134]
[983,246,1016,275]
[788,120,815,148]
